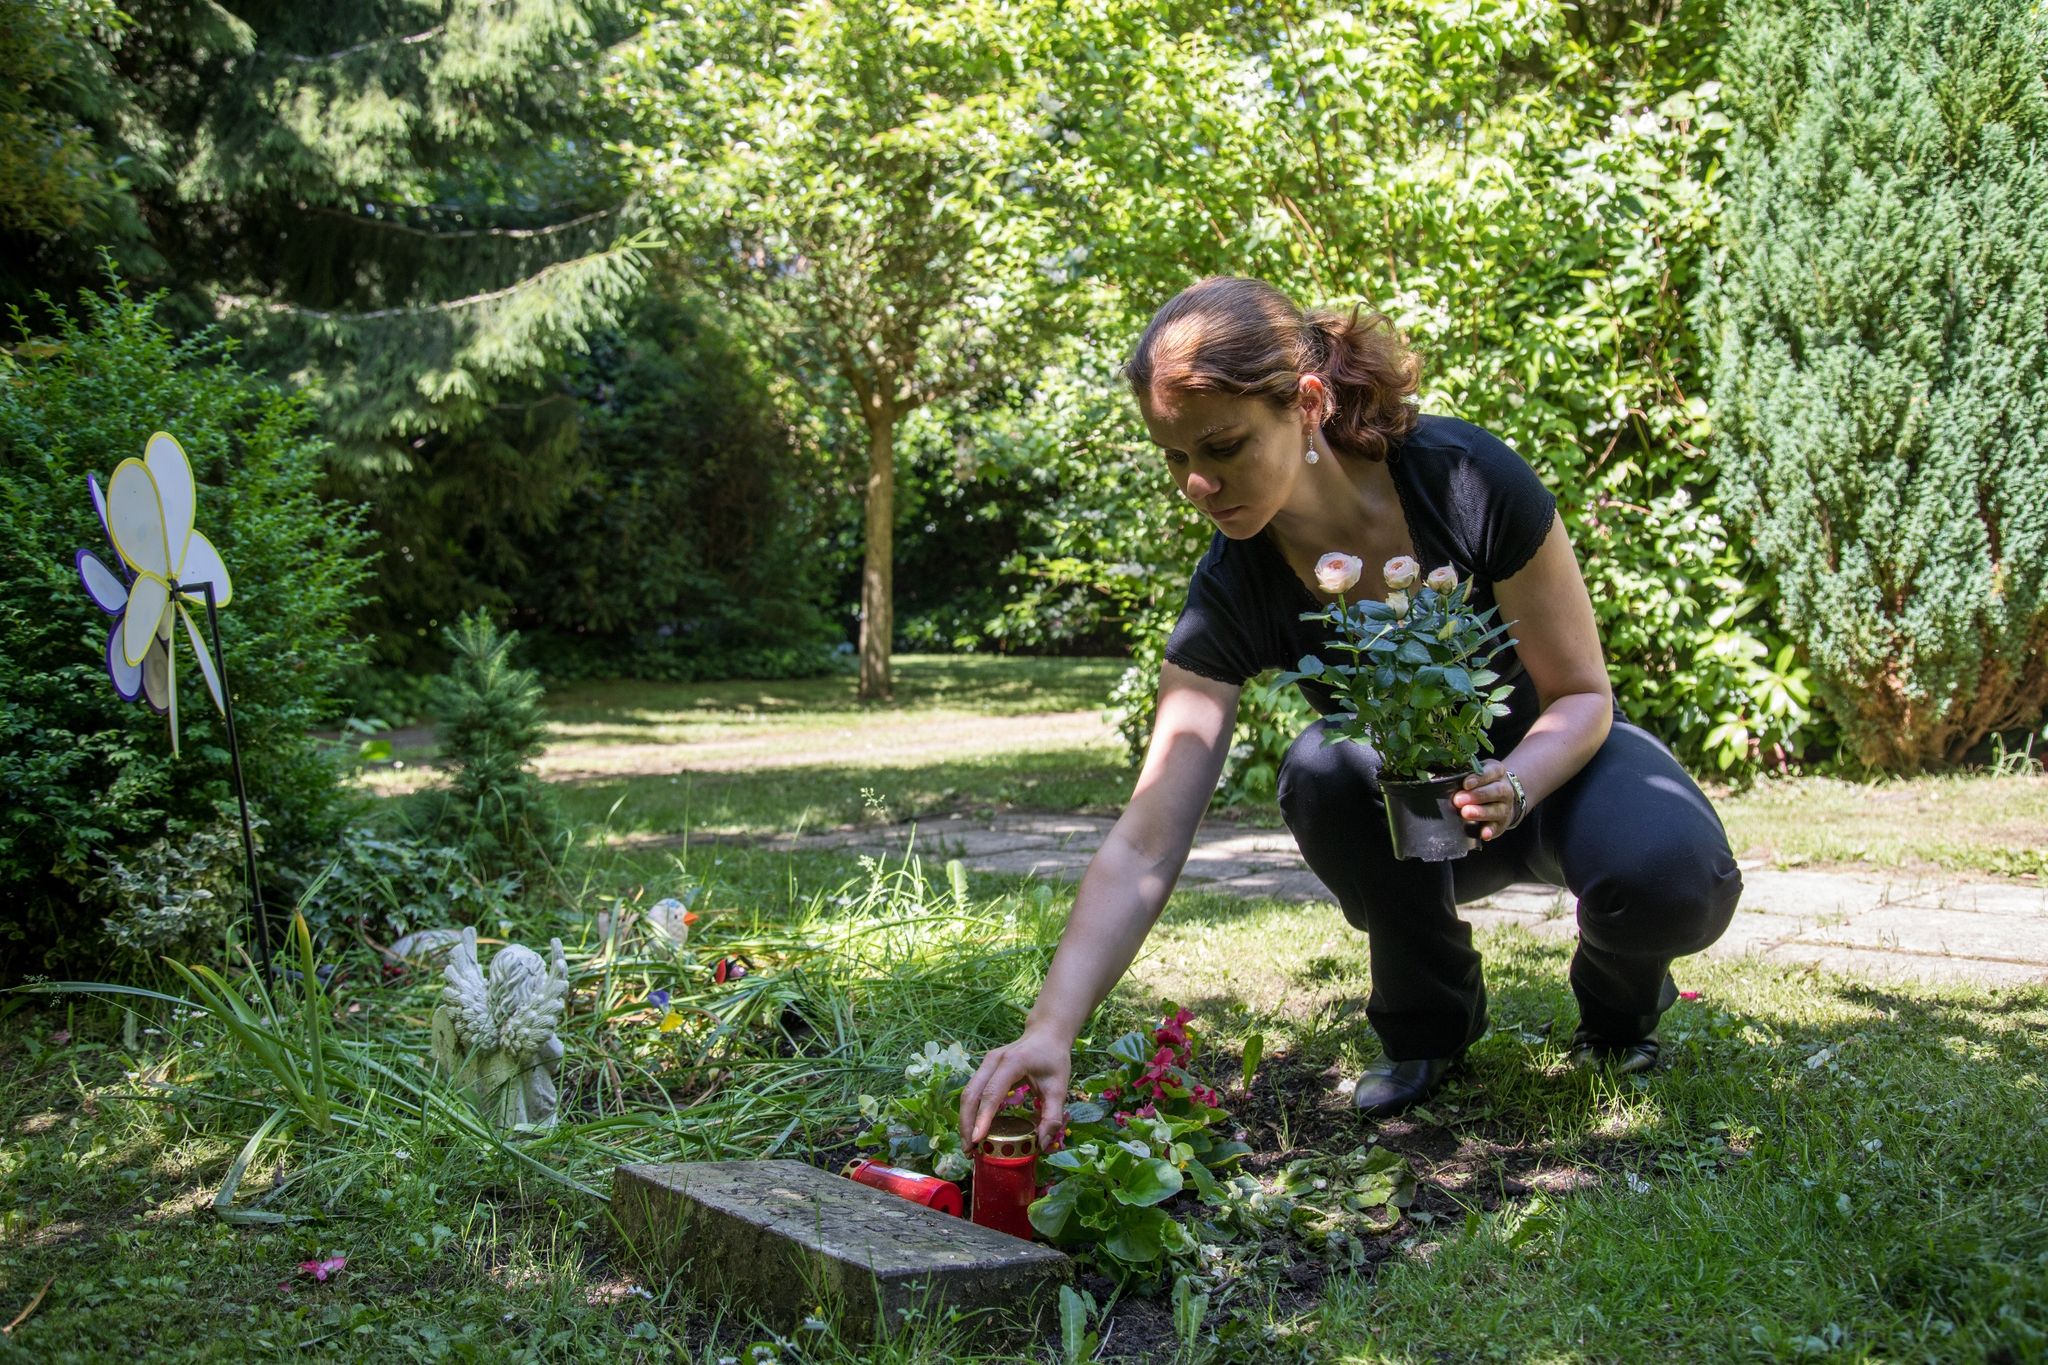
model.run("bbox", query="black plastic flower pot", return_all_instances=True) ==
[1382,772,1480,862]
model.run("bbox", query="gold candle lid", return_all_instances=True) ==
[979,1113,1037,1160]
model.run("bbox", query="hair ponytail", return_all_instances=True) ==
[1305,306,1422,463]
[1126,277,1421,463]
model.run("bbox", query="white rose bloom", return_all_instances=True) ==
[1426,567,1459,595]
[1314,552,1363,594]
[1386,589,1410,616]
[1382,556,1421,590]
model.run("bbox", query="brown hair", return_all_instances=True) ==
[1123,277,1421,462]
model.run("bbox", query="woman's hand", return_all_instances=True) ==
[959,1028,1073,1154]
[1454,758,1519,841]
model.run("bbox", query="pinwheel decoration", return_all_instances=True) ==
[75,432,234,756]
[74,431,269,964]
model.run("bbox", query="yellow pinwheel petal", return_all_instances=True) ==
[144,432,196,577]
[176,530,233,608]
[106,458,170,579]
[123,576,170,667]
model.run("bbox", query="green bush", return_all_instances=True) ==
[0,278,372,977]
[1025,3,1825,791]
[1696,0,2048,769]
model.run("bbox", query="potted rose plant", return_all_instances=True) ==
[1274,555,1518,861]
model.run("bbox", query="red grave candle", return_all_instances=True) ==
[971,1114,1040,1241]
[841,1158,963,1217]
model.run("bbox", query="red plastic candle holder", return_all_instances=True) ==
[841,1158,963,1217]
[971,1115,1040,1241]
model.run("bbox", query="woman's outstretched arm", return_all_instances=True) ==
[959,662,1240,1151]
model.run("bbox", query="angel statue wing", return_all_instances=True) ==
[438,927,496,1052]
[496,938,570,1069]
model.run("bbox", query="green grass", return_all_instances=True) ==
[1714,771,2048,880]
[11,656,2045,1361]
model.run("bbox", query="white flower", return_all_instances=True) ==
[1386,589,1410,616]
[904,1040,973,1081]
[1314,552,1363,595]
[1382,556,1420,590]
[1425,567,1459,595]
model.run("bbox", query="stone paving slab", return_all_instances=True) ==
[1763,944,2048,989]
[1782,904,2047,963]
[612,1160,1068,1340]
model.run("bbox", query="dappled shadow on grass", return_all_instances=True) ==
[1104,912,2048,1359]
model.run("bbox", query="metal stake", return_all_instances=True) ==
[197,581,271,972]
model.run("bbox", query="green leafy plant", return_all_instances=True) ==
[1276,561,1517,780]
[854,1040,978,1181]
[92,815,252,962]
[1026,1009,1252,1282]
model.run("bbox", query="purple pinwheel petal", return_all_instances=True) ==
[89,472,110,539]
[77,548,128,615]
[648,988,670,1009]
[106,622,143,702]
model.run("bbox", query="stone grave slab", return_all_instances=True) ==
[612,1160,1070,1340]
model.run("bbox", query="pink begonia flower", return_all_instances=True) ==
[1679,991,1702,1002]
[1113,1110,1133,1125]
[1425,566,1458,595]
[1314,553,1363,595]
[1382,556,1420,591]
[1100,1086,1120,1103]
[1133,1103,1156,1119]
[1154,1008,1194,1053]
[284,1255,347,1288]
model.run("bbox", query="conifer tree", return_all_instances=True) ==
[0,1,649,634]
[424,610,559,880]
[1698,0,2048,768]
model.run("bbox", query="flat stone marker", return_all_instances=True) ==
[611,1160,1070,1339]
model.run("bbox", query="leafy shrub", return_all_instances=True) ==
[279,824,521,945]
[92,816,251,962]
[1696,0,2048,768]
[1025,3,1823,789]
[410,611,560,881]
[0,277,372,977]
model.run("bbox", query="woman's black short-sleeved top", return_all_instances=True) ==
[1163,414,1557,717]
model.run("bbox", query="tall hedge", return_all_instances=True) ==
[1698,0,2048,768]
[0,280,372,975]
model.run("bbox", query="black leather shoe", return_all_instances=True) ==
[1569,1029,1661,1075]
[1350,1055,1454,1117]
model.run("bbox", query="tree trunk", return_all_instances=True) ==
[857,407,895,701]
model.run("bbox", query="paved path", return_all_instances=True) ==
[699,813,2048,990]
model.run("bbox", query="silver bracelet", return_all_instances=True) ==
[1502,768,1529,830]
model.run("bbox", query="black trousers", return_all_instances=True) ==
[1276,713,1742,1060]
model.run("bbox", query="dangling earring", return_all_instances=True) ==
[1305,384,1332,463]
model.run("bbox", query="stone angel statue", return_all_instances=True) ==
[430,927,569,1130]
